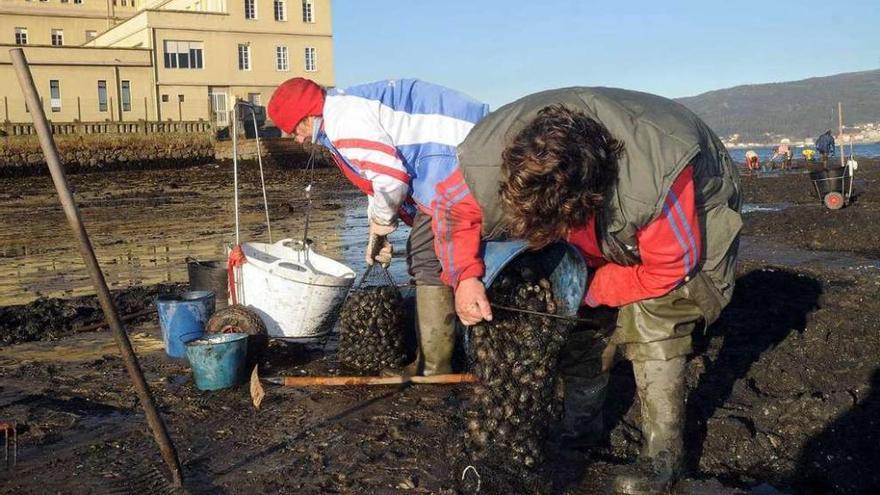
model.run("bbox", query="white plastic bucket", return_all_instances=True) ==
[231,239,355,339]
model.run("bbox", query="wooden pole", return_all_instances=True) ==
[268,373,478,387]
[9,48,184,487]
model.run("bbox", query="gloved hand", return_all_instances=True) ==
[366,220,396,267]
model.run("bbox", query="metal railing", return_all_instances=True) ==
[1,120,213,136]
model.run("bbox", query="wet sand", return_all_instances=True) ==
[2,160,880,494]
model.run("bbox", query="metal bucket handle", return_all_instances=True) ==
[355,263,399,293]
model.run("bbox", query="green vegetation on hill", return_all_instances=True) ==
[676,69,880,143]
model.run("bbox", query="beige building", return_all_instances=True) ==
[0,0,334,126]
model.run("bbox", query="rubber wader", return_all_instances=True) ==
[392,285,456,376]
[614,356,686,495]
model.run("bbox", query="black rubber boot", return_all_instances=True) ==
[558,372,610,449]
[613,356,686,494]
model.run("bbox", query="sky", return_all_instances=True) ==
[332,0,880,109]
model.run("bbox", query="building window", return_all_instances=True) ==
[302,0,314,22]
[121,81,131,112]
[97,80,108,112]
[49,80,61,112]
[274,0,286,20]
[74,0,82,3]
[85,30,97,41]
[163,40,204,69]
[51,29,64,46]
[248,93,262,106]
[162,94,169,103]
[14,28,27,45]
[238,44,251,71]
[244,0,256,19]
[304,47,316,72]
[275,46,289,71]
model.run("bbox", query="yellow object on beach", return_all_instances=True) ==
[803,149,816,160]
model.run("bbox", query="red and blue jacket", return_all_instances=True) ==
[314,79,489,227]
[439,165,701,307]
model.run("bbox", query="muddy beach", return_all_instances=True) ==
[2,160,880,494]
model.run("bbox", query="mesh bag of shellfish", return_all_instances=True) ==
[460,261,573,492]
[337,264,407,373]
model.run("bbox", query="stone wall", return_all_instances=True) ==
[0,134,332,176]
[0,133,215,176]
[213,138,332,169]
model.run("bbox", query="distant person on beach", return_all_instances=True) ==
[267,78,489,377]
[816,130,836,168]
[802,148,816,161]
[770,144,792,170]
[745,150,759,171]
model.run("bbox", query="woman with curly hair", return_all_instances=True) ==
[443,87,742,494]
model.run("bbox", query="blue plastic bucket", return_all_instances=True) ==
[482,240,587,317]
[156,290,215,359]
[185,333,249,391]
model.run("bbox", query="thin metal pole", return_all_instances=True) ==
[232,101,240,245]
[838,101,845,169]
[252,110,271,243]
[9,48,183,487]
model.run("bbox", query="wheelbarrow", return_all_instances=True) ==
[809,160,856,210]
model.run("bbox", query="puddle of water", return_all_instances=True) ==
[741,203,792,214]
[0,172,410,306]
[740,168,811,178]
[337,202,412,284]
[740,236,880,272]
[0,331,164,367]
[7,172,880,309]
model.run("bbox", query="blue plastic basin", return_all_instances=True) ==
[482,240,587,317]
[156,290,215,359]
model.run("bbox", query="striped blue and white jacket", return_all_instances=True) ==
[315,79,489,226]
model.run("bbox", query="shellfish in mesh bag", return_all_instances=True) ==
[337,265,407,373]
[461,264,573,491]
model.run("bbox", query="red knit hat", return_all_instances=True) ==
[268,77,325,134]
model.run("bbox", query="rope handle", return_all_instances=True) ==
[485,302,607,341]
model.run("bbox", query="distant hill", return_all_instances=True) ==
[675,69,880,143]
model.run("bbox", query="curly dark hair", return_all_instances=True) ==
[500,105,624,248]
